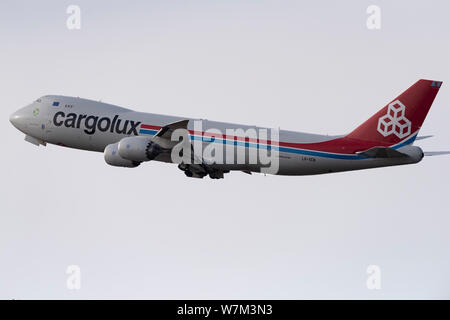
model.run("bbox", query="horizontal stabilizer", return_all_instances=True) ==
[416,135,434,141]
[357,146,407,158]
[424,151,450,156]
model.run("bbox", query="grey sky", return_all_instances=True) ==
[1,0,449,299]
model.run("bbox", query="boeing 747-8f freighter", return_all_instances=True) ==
[10,79,449,179]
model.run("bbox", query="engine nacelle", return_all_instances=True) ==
[104,142,140,168]
[118,136,163,162]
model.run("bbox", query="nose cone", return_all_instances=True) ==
[9,109,28,130]
[9,103,39,131]
[9,110,21,128]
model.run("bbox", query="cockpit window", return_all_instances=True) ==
[35,98,42,103]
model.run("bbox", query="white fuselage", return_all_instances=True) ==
[10,95,423,176]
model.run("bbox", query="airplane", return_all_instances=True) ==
[9,79,449,179]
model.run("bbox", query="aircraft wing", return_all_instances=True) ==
[150,119,190,150]
[150,119,228,179]
[154,119,190,139]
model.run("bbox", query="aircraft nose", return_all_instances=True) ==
[9,104,35,130]
[9,110,21,128]
[9,110,25,128]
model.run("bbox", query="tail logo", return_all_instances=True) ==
[377,100,411,139]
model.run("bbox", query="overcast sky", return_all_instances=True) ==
[1,0,450,299]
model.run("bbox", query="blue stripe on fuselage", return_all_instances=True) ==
[391,133,417,150]
[139,129,158,135]
[138,129,418,160]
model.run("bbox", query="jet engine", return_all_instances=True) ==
[104,142,140,168]
[118,136,165,162]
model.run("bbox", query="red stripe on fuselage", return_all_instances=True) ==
[141,124,161,131]
[140,124,389,154]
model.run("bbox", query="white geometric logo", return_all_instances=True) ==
[377,100,411,139]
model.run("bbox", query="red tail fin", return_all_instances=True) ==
[347,79,442,145]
